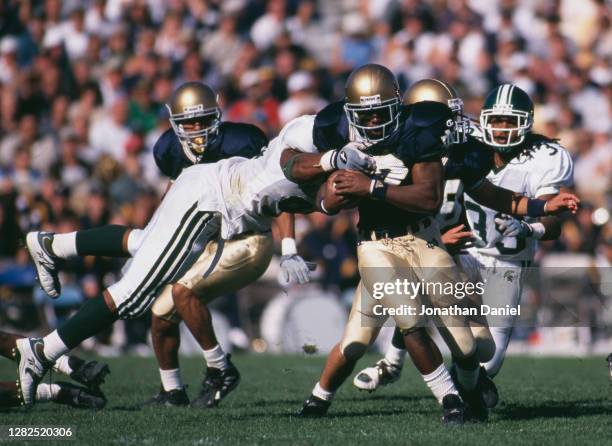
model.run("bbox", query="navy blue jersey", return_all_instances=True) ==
[444,135,495,191]
[154,122,268,179]
[312,100,452,231]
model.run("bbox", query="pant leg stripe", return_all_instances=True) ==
[119,209,207,317]
[126,213,215,318]
[117,202,199,314]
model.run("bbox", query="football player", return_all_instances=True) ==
[280,69,577,423]
[0,330,107,409]
[354,82,575,410]
[13,76,384,408]
[24,82,311,407]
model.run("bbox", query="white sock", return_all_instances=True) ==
[42,331,69,363]
[36,383,60,402]
[52,355,73,376]
[455,365,479,391]
[312,382,335,401]
[51,232,78,258]
[203,345,228,371]
[422,364,458,405]
[384,344,406,368]
[159,368,183,391]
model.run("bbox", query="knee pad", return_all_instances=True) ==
[339,314,380,361]
[151,285,181,323]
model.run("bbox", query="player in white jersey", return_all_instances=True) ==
[462,84,573,379]
[13,108,379,408]
[354,84,574,409]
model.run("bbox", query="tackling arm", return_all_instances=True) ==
[468,179,579,217]
[280,149,329,183]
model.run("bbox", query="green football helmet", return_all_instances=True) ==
[480,84,533,152]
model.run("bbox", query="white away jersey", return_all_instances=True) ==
[464,140,574,261]
[187,115,319,239]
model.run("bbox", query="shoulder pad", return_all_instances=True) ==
[313,101,349,152]
[153,128,185,179]
[218,122,268,159]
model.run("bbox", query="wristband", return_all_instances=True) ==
[526,198,546,217]
[319,150,338,172]
[529,222,546,240]
[281,237,297,256]
[370,178,388,200]
[319,199,333,215]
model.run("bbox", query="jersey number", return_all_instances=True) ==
[465,202,525,255]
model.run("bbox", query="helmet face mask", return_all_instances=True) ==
[403,79,469,146]
[344,96,400,144]
[166,82,222,163]
[343,64,401,145]
[444,97,470,145]
[480,84,533,153]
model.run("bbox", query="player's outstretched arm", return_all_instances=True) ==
[280,143,375,184]
[331,160,443,214]
[468,180,579,218]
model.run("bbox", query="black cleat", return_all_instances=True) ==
[297,394,331,418]
[479,367,499,409]
[54,381,107,409]
[450,366,488,423]
[191,355,240,408]
[67,357,110,394]
[441,394,465,426]
[144,386,189,407]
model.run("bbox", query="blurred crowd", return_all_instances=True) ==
[0,0,610,353]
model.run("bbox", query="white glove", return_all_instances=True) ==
[278,238,311,286]
[279,254,311,285]
[494,215,532,238]
[320,142,375,174]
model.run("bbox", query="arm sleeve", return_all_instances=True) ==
[279,115,319,154]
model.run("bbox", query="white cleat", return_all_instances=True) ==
[15,338,51,407]
[26,232,61,299]
[353,359,403,392]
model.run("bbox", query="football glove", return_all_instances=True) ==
[278,237,311,286]
[320,142,375,174]
[495,215,534,239]
[279,254,311,285]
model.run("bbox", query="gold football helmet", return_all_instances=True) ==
[403,78,469,144]
[344,64,400,144]
[166,82,221,162]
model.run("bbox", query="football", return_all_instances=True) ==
[317,171,362,214]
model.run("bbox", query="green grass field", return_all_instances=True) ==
[1,354,611,445]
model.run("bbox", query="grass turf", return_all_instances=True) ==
[1,354,611,445]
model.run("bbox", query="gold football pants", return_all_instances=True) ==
[151,233,274,323]
[340,220,493,362]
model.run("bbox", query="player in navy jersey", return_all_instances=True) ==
[25,82,312,408]
[353,80,576,413]
[281,69,578,423]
